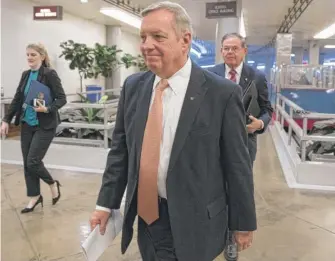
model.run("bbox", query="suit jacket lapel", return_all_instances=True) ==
[221,63,226,77]
[20,71,30,92]
[21,66,46,92]
[134,72,155,175]
[239,64,252,91]
[37,66,44,82]
[168,63,207,172]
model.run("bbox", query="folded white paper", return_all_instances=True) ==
[82,210,123,261]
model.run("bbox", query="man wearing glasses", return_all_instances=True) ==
[209,33,273,261]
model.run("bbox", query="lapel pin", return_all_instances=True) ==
[190,97,195,100]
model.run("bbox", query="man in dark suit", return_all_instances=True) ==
[90,2,256,261]
[209,33,273,261]
[209,33,273,163]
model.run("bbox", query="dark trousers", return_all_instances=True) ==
[137,198,178,261]
[21,123,55,196]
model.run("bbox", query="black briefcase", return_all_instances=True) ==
[242,80,260,124]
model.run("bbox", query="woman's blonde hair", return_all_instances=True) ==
[26,43,51,68]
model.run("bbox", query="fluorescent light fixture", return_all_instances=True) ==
[239,11,246,38]
[257,65,266,70]
[192,42,207,54]
[100,7,141,29]
[291,54,295,57]
[81,0,88,3]
[247,60,255,64]
[201,64,215,68]
[190,48,201,58]
[324,45,335,49]
[314,22,335,39]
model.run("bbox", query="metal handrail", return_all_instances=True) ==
[56,96,119,149]
[0,88,122,101]
[66,88,122,97]
[300,112,335,120]
[271,64,335,90]
[276,105,303,138]
[275,93,335,162]
[1,90,120,149]
[277,94,305,112]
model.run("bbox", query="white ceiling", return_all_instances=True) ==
[290,0,335,46]
[29,0,335,47]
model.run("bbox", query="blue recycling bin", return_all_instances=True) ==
[86,85,102,103]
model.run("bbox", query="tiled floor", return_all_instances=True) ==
[1,132,335,261]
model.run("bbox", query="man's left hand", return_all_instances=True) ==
[234,231,254,251]
[246,115,263,133]
[34,100,48,113]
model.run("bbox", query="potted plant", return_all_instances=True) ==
[134,54,148,71]
[59,40,95,92]
[93,43,137,88]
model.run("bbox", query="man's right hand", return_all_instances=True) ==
[89,210,110,235]
[0,122,9,136]
[234,231,254,251]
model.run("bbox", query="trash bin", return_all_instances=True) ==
[86,85,102,103]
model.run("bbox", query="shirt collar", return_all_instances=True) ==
[153,57,192,95]
[225,62,244,76]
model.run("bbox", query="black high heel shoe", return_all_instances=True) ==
[52,180,61,205]
[21,195,43,214]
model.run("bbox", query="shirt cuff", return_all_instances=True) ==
[96,205,112,213]
[258,120,264,130]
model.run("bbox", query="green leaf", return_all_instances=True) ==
[77,93,91,103]
[98,95,108,104]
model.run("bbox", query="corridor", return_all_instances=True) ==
[1,132,335,261]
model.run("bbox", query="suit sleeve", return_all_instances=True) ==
[221,86,257,231]
[255,73,273,133]
[96,79,129,210]
[2,72,25,123]
[46,69,67,113]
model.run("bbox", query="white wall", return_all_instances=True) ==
[121,31,141,84]
[1,0,106,98]
[1,0,142,100]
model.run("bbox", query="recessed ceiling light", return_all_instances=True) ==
[100,7,141,29]
[314,23,335,39]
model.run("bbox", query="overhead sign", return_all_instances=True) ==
[33,6,63,20]
[206,1,237,19]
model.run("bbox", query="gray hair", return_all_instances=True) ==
[221,33,247,48]
[141,1,193,37]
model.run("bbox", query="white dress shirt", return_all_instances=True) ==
[96,58,192,213]
[225,62,243,84]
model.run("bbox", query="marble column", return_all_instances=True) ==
[309,40,320,65]
[106,25,122,91]
[275,33,293,66]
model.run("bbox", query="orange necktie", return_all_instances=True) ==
[137,79,169,225]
